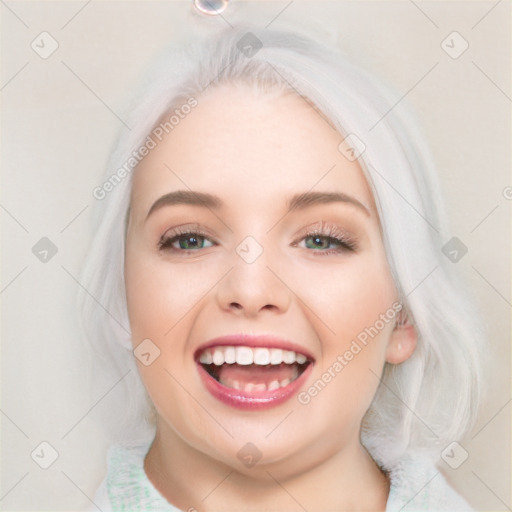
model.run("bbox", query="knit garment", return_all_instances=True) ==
[86,443,474,511]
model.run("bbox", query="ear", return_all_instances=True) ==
[385,310,417,364]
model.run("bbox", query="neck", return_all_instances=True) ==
[144,420,390,512]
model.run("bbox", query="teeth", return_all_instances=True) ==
[268,380,280,390]
[296,353,307,364]
[199,350,213,364]
[199,346,309,366]
[224,346,236,364]
[236,346,253,365]
[253,348,270,365]
[283,350,296,364]
[218,377,295,392]
[212,348,224,366]
[270,348,283,365]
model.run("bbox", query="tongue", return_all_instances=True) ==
[216,363,299,389]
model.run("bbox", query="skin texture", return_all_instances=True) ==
[125,83,417,512]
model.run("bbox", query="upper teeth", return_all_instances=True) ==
[199,346,308,366]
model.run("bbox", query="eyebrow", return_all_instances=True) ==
[145,189,371,220]
[287,191,370,216]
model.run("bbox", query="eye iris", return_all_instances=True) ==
[179,235,203,249]
[306,235,331,250]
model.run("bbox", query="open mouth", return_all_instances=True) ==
[196,345,314,409]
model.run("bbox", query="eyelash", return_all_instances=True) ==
[157,222,358,255]
[158,225,214,252]
[294,222,358,255]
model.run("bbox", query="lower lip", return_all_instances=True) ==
[197,362,313,410]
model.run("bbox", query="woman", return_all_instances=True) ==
[80,26,484,511]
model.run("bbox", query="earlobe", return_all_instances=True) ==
[385,313,417,364]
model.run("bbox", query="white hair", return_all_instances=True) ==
[78,26,485,469]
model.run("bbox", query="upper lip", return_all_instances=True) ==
[194,334,315,362]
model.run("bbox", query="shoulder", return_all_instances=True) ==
[386,452,474,512]
[87,443,181,512]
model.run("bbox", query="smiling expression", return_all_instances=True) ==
[125,82,413,475]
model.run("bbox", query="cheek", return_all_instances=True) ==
[125,246,216,442]
[290,250,397,344]
[292,249,397,422]
[125,247,211,342]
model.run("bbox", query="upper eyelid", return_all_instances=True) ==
[158,226,216,245]
[159,224,351,240]
[294,221,358,242]
[161,223,211,238]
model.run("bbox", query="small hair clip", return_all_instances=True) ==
[193,0,230,15]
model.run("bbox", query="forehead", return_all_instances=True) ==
[131,83,376,215]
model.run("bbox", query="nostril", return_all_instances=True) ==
[228,303,278,312]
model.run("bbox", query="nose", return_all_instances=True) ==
[215,246,292,317]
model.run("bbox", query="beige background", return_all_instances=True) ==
[1,1,510,510]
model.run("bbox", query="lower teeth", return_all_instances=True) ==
[219,377,293,392]
[207,363,302,392]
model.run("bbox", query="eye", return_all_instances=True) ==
[158,227,216,252]
[157,222,357,255]
[294,222,358,255]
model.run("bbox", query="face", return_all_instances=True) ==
[125,83,415,478]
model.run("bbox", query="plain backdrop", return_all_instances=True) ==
[1,1,510,510]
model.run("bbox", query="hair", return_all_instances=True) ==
[78,25,486,470]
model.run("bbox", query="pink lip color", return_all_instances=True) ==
[197,362,313,410]
[195,334,314,410]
